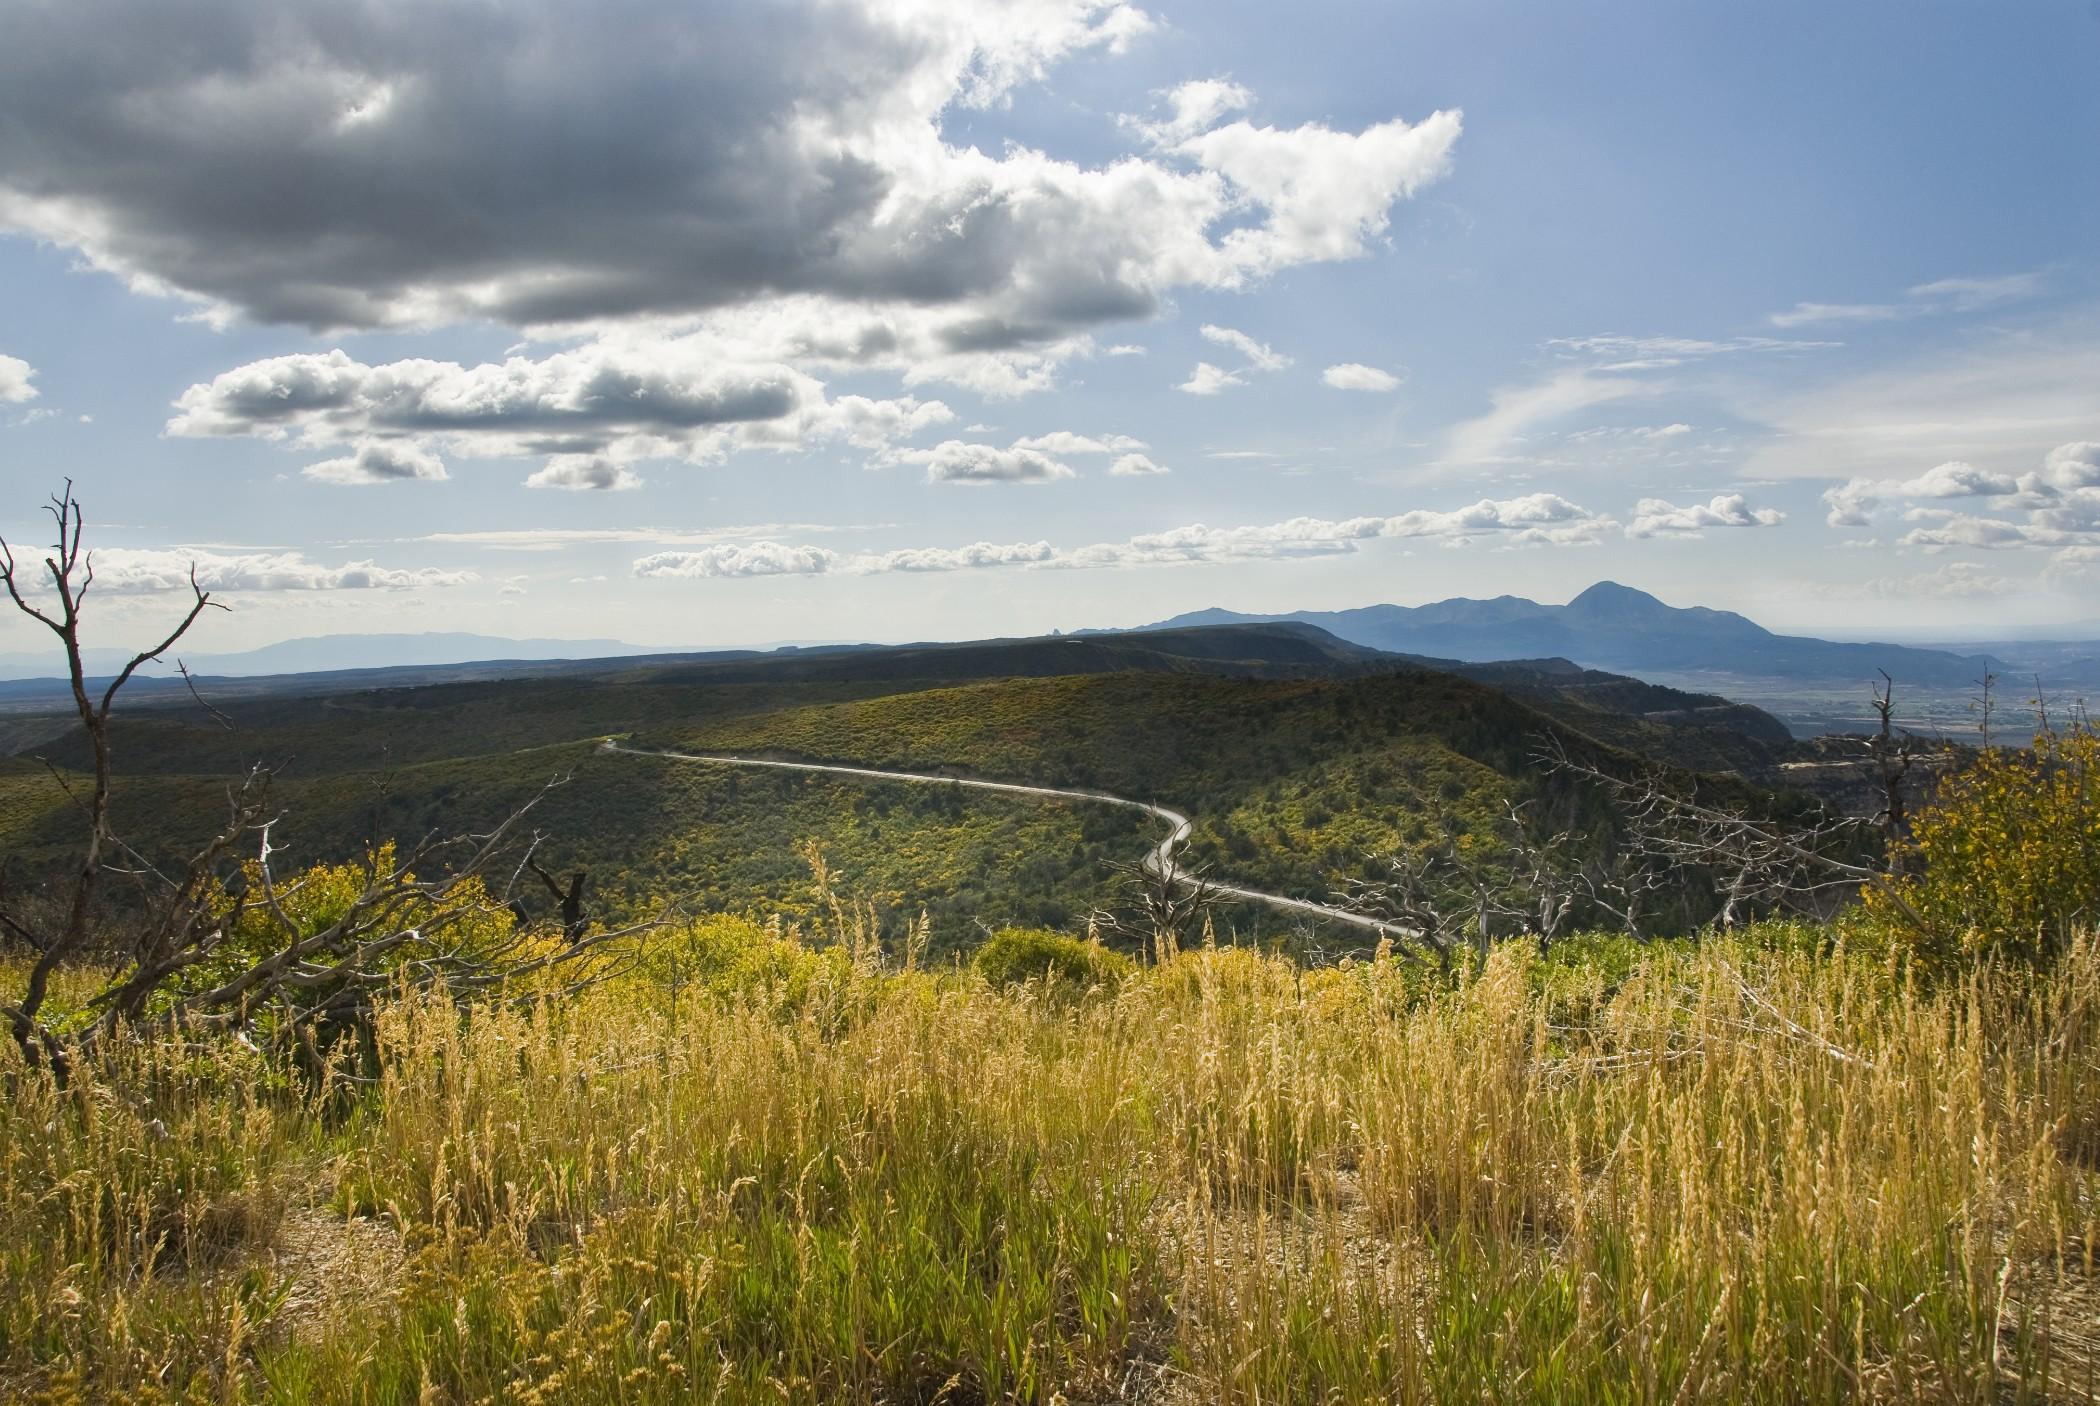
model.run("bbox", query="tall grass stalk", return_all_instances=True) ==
[2,927,2093,1403]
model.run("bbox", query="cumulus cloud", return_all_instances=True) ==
[632,542,842,579]
[1124,78,1252,146]
[1199,324,1289,371]
[1109,452,1168,476]
[87,548,474,592]
[827,395,958,449]
[525,455,641,491]
[1821,461,2020,526]
[883,440,1076,484]
[1175,110,1461,273]
[0,0,1459,406]
[1178,362,1244,396]
[627,493,1615,582]
[632,538,1055,579]
[2022,440,2100,496]
[0,353,35,403]
[302,440,448,485]
[1898,513,2051,552]
[1321,362,1400,392]
[169,342,949,483]
[1625,494,1785,539]
[862,540,1057,572]
[1824,443,2100,555]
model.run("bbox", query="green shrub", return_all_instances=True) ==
[1867,721,2100,966]
[972,927,1133,989]
[635,914,848,1007]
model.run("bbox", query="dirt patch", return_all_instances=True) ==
[263,1204,407,1342]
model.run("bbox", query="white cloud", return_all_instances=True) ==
[87,548,475,592]
[1321,362,1400,392]
[302,440,448,485]
[1178,361,1245,396]
[1545,333,1836,370]
[1626,493,1785,539]
[1768,301,1901,329]
[1124,77,1253,146]
[525,455,642,491]
[1175,109,1462,273]
[1564,422,1692,443]
[1108,452,1168,476]
[1199,324,1290,371]
[168,340,950,482]
[883,439,1075,484]
[862,540,1057,572]
[0,353,36,404]
[826,395,957,449]
[632,542,842,579]
[2022,440,2100,496]
[1820,460,2020,526]
[626,493,1616,581]
[632,538,1053,579]
[1823,442,2100,556]
[1898,514,2051,552]
[1059,494,1616,564]
[1009,430,1145,455]
[419,523,856,549]
[1767,272,2041,329]
[1437,369,1648,467]
[1908,272,2043,310]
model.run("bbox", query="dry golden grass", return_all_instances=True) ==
[2,918,2095,1403]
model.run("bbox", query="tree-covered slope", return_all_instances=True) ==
[1,625,1813,951]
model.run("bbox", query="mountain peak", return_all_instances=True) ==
[1564,581,1667,615]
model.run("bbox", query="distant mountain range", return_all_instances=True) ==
[1144,582,2011,689]
[0,632,659,682]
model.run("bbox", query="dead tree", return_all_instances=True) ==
[1536,734,1922,932]
[1868,671,1922,862]
[1093,852,1219,964]
[1334,844,1461,969]
[1338,799,1621,960]
[0,483,652,1077]
[526,858,590,940]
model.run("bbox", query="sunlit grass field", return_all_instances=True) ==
[4,917,2094,1404]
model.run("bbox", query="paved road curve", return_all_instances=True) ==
[604,740,1416,942]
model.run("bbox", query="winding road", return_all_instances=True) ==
[603,740,1416,942]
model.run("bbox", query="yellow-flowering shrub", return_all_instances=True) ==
[1868,721,2100,964]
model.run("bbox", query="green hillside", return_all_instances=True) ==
[0,626,1826,953]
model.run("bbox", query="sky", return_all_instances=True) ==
[2,0,2097,658]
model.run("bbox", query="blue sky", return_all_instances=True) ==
[2,0,2096,656]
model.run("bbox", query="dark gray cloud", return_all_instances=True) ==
[167,343,940,479]
[0,1,1457,366]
